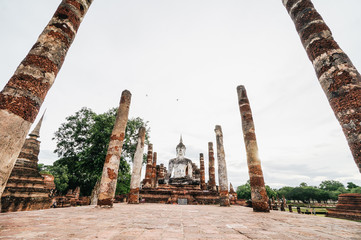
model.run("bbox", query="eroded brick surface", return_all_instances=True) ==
[0,204,360,239]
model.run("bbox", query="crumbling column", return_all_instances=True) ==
[97,90,131,207]
[158,163,165,184]
[283,0,361,173]
[128,127,146,204]
[151,152,157,188]
[214,125,230,207]
[143,144,153,188]
[0,0,93,199]
[237,85,269,212]
[208,142,216,191]
[199,153,206,190]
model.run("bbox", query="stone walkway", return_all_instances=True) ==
[0,203,360,239]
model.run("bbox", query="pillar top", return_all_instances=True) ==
[214,125,223,136]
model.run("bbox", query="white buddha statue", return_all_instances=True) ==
[168,136,193,179]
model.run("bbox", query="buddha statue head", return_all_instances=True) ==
[176,135,186,158]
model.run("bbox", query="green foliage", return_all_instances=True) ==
[236,181,251,200]
[347,182,359,189]
[51,107,150,196]
[265,185,277,199]
[39,163,69,194]
[235,179,359,203]
[319,180,344,191]
[350,187,361,194]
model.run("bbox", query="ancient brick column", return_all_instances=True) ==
[159,164,165,180]
[208,142,216,191]
[128,127,146,204]
[97,90,131,207]
[214,125,230,207]
[151,152,157,188]
[237,85,269,212]
[143,144,153,188]
[199,153,206,190]
[0,0,93,199]
[283,0,361,173]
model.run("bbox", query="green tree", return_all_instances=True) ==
[265,185,277,199]
[350,187,361,194]
[236,181,251,200]
[52,107,150,196]
[319,180,345,191]
[347,182,359,190]
[277,186,294,200]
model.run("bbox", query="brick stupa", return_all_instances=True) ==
[327,193,361,221]
[1,113,53,212]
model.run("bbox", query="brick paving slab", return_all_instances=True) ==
[0,203,360,240]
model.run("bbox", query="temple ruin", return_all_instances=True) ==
[139,137,221,204]
[0,0,93,200]
[1,114,54,212]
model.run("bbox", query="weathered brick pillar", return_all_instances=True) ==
[143,144,153,188]
[214,125,230,207]
[199,153,206,190]
[237,85,269,212]
[0,0,93,199]
[128,127,146,204]
[283,0,361,173]
[208,142,216,191]
[159,164,165,180]
[97,90,131,207]
[151,152,157,188]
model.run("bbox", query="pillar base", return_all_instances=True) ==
[219,190,230,207]
[97,198,113,207]
[128,188,139,204]
[252,201,270,212]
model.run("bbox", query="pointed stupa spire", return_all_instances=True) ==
[29,110,46,138]
[176,134,185,152]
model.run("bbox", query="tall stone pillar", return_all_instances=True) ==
[237,85,269,212]
[0,0,93,199]
[214,125,230,207]
[128,127,146,204]
[199,153,206,190]
[283,0,361,173]
[143,144,153,188]
[151,152,157,188]
[97,90,131,207]
[208,142,216,191]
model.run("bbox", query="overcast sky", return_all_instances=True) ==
[1,0,361,189]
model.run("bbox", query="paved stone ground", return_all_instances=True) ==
[0,203,360,240]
